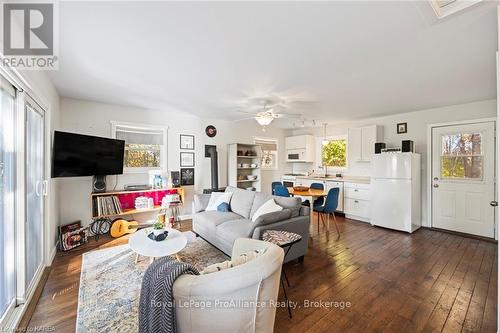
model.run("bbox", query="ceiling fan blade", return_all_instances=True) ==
[275,113,301,118]
[234,110,258,115]
[233,117,256,122]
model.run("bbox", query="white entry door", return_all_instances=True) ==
[431,121,496,237]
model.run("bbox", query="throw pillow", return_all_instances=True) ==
[205,192,233,211]
[217,202,230,212]
[200,248,267,274]
[251,198,283,222]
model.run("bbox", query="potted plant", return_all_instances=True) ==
[152,221,164,236]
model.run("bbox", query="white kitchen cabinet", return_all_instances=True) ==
[348,125,383,162]
[285,135,315,163]
[344,182,371,222]
[285,135,314,150]
[325,180,344,212]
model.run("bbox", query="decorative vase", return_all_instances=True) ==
[153,228,164,236]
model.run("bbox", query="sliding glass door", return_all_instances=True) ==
[0,78,16,322]
[25,99,45,292]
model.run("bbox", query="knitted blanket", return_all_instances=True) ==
[139,257,199,333]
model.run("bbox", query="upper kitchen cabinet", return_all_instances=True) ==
[285,135,315,163]
[348,125,383,162]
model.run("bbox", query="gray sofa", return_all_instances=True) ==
[193,186,310,263]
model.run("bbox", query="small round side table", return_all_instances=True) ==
[128,228,187,264]
[262,230,302,318]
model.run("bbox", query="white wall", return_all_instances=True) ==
[57,98,290,226]
[287,99,496,226]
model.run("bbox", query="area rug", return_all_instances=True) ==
[76,232,227,333]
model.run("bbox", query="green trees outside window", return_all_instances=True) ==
[322,139,347,168]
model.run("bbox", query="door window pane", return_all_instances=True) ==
[441,132,483,180]
[0,82,16,320]
[441,156,483,179]
[25,104,44,290]
[441,133,481,156]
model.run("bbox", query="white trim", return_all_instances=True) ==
[426,117,497,234]
[111,120,169,173]
[428,0,483,19]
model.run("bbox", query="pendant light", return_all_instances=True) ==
[321,123,329,145]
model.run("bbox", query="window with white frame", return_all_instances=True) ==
[111,121,168,172]
[316,136,348,170]
[254,137,278,170]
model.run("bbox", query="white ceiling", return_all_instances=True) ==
[49,1,498,128]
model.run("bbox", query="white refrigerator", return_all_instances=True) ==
[371,153,421,233]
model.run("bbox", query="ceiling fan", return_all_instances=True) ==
[233,96,302,130]
[235,106,300,130]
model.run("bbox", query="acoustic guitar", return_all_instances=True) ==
[110,219,153,238]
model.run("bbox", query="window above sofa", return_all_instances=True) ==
[111,121,168,173]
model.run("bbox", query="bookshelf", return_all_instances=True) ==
[227,143,261,191]
[91,187,184,219]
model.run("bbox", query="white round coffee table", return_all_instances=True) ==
[128,228,187,263]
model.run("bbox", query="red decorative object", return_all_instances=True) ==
[118,189,179,210]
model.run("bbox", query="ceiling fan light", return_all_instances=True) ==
[255,114,274,126]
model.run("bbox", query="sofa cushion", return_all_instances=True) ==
[194,211,243,228]
[225,186,256,219]
[251,209,292,229]
[199,248,266,275]
[217,202,230,212]
[252,199,283,222]
[250,192,272,219]
[273,196,302,218]
[206,192,233,211]
[216,220,253,243]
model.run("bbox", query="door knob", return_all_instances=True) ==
[490,201,498,207]
[433,184,439,188]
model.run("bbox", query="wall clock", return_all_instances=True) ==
[205,125,217,137]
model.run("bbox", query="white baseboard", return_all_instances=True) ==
[345,214,370,223]
[48,243,58,265]
[180,214,192,221]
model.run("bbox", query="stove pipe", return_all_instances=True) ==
[205,145,218,190]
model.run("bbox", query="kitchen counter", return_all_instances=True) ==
[295,175,371,184]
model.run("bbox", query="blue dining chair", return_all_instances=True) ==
[302,182,325,207]
[274,185,290,197]
[314,187,340,239]
[271,181,283,195]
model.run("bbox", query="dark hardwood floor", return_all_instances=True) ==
[26,215,497,332]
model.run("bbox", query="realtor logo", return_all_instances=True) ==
[1,2,58,69]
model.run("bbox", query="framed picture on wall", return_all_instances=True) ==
[180,168,195,186]
[397,122,407,134]
[180,134,194,150]
[180,152,195,167]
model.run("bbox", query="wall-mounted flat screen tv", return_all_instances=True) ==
[52,131,125,177]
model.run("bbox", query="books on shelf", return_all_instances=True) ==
[93,195,123,217]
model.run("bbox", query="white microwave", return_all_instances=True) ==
[286,149,313,163]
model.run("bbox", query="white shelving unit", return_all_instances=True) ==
[228,143,262,191]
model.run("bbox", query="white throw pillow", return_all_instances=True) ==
[251,198,283,222]
[205,192,233,211]
[200,248,267,274]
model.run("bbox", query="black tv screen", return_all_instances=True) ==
[52,131,125,177]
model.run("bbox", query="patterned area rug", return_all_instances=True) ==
[76,232,227,333]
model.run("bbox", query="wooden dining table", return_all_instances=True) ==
[287,187,329,231]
